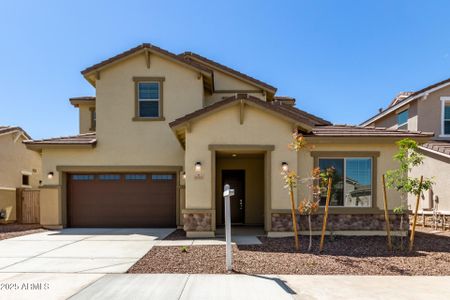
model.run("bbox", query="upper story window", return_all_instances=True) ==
[89,108,96,131]
[397,109,408,130]
[133,77,165,121]
[442,97,450,136]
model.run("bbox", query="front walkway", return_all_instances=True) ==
[0,273,448,300]
[0,228,174,273]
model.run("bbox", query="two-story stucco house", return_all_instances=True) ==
[0,126,41,223]
[24,44,432,237]
[361,78,450,225]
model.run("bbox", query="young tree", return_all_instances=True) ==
[282,132,333,251]
[297,168,321,251]
[384,138,433,251]
[281,132,309,251]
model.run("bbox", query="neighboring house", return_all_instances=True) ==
[0,126,41,223]
[24,44,432,236]
[361,79,450,223]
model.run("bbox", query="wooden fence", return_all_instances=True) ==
[16,189,40,224]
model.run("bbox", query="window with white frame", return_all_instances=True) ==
[397,109,408,130]
[442,98,450,136]
[138,82,160,118]
[318,158,372,207]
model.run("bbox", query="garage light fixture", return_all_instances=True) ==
[281,162,289,172]
[195,162,202,172]
[47,172,54,179]
[182,171,186,180]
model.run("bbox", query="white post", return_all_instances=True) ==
[223,184,234,272]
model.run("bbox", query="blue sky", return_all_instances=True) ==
[1,1,450,139]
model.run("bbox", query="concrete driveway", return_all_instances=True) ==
[0,228,174,273]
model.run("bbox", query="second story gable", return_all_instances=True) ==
[72,44,281,135]
[361,78,450,140]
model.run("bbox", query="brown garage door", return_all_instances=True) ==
[68,173,176,227]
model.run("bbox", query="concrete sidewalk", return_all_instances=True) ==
[0,273,448,300]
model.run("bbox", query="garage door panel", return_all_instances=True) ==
[68,173,176,227]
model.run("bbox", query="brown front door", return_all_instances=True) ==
[67,173,176,228]
[222,170,245,224]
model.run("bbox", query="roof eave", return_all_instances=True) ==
[304,135,432,143]
[69,99,96,107]
[24,142,97,151]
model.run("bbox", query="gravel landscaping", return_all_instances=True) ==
[0,224,46,240]
[128,228,450,275]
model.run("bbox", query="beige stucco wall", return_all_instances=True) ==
[0,188,16,222]
[416,84,450,138]
[409,151,450,213]
[184,104,297,212]
[78,104,95,134]
[213,69,262,91]
[39,187,61,226]
[0,133,41,189]
[215,157,265,225]
[297,142,403,211]
[204,69,266,105]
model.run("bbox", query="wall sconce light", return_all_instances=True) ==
[195,162,202,172]
[47,172,54,179]
[182,171,186,180]
[281,162,289,172]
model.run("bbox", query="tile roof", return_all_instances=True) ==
[169,94,331,129]
[179,52,277,92]
[420,140,450,157]
[305,125,434,138]
[0,126,31,139]
[81,44,212,76]
[24,132,96,145]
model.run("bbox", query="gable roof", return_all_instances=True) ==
[24,132,96,151]
[169,94,331,130]
[81,44,213,85]
[361,77,450,126]
[304,125,434,138]
[179,52,277,93]
[0,126,31,139]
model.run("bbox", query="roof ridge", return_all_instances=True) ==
[81,44,212,76]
